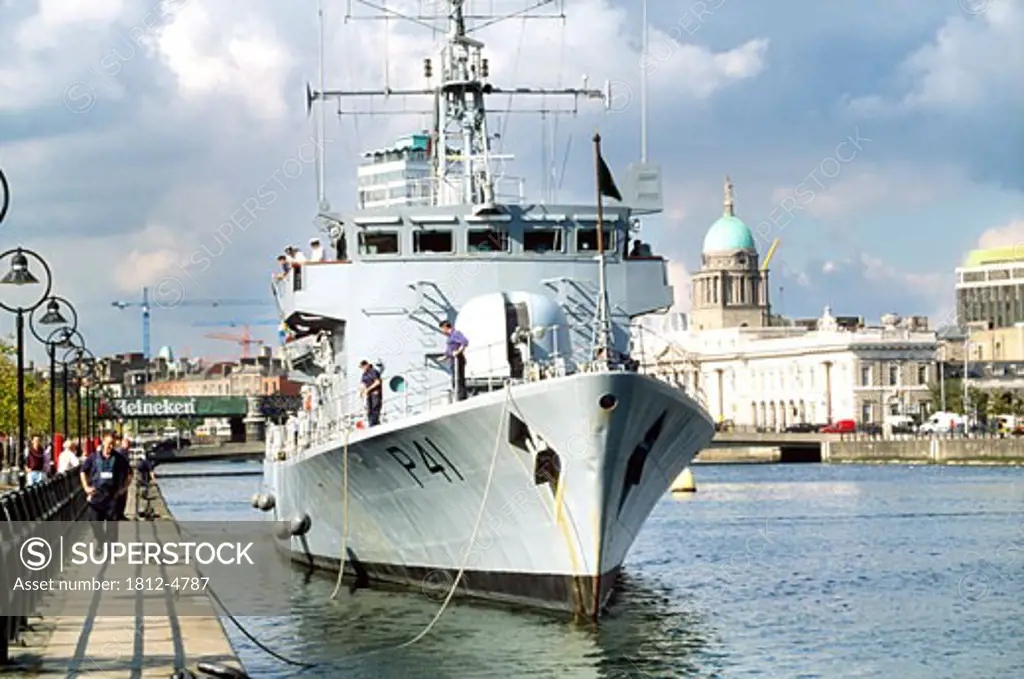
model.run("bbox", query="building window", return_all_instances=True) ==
[861,365,871,386]
[523,229,562,253]
[576,228,615,253]
[413,229,453,253]
[358,231,400,255]
[861,403,872,423]
[917,364,928,384]
[888,363,899,386]
[468,229,509,252]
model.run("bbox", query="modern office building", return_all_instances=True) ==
[955,246,1024,329]
[355,133,434,210]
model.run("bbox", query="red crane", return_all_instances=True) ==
[205,331,267,359]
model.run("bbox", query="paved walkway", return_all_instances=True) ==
[8,478,245,677]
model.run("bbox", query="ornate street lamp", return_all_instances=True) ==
[0,247,54,488]
[31,297,78,444]
[58,330,86,442]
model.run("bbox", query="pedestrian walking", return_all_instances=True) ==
[80,431,133,544]
[359,360,383,426]
[440,320,469,401]
[25,435,46,486]
[114,435,132,520]
[57,439,80,473]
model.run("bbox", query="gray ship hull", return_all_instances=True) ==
[262,371,713,619]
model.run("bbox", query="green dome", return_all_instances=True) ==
[703,215,755,253]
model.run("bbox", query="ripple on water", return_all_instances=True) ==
[159,462,1024,678]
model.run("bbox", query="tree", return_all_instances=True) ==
[928,377,964,414]
[0,338,83,441]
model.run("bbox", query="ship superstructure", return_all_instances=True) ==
[261,0,714,620]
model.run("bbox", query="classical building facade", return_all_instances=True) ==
[688,177,771,331]
[642,309,939,428]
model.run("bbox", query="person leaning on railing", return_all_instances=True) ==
[440,320,469,401]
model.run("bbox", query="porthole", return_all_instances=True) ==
[389,376,406,393]
[598,393,618,411]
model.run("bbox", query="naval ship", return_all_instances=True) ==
[258,0,714,620]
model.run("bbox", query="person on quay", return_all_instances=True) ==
[113,434,133,520]
[440,320,469,402]
[25,435,47,486]
[57,439,81,473]
[80,431,133,544]
[359,360,383,427]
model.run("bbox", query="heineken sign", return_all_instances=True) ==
[101,397,249,419]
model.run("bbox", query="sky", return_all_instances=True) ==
[0,0,1021,362]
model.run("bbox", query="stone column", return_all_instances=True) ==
[244,396,266,443]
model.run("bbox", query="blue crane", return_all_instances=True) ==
[111,286,269,359]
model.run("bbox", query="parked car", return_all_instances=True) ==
[821,419,856,434]
[784,422,819,433]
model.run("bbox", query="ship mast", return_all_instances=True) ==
[308,0,607,209]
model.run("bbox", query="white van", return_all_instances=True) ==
[919,411,964,434]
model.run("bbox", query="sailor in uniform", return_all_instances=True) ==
[359,360,383,426]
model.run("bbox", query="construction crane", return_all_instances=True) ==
[762,237,781,271]
[111,286,269,359]
[205,332,267,360]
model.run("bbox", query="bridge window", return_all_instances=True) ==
[576,228,615,253]
[358,231,400,255]
[413,229,453,253]
[523,229,562,254]
[468,229,510,253]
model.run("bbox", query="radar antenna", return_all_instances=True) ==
[310,0,609,208]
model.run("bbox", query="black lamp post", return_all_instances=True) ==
[59,331,85,442]
[32,298,78,444]
[0,247,54,489]
[76,352,96,448]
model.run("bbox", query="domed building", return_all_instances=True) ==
[689,176,771,331]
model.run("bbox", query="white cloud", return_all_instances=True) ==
[847,0,1023,116]
[154,2,295,120]
[976,218,1024,250]
[766,163,962,221]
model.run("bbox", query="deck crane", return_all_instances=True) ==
[110,287,269,359]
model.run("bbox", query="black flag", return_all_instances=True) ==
[597,151,622,202]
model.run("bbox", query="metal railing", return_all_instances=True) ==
[1,470,87,662]
[266,327,648,460]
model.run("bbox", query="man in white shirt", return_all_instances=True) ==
[309,238,326,262]
[57,440,80,473]
[290,244,307,263]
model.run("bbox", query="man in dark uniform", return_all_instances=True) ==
[80,431,133,544]
[359,360,383,426]
[113,435,133,520]
[440,320,469,401]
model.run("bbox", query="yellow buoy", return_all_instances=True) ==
[672,467,696,493]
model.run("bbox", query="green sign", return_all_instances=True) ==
[101,396,249,419]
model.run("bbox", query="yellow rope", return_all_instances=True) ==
[396,383,511,647]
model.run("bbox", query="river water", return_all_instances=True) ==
[158,461,1024,678]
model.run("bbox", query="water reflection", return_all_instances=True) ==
[159,461,1024,679]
